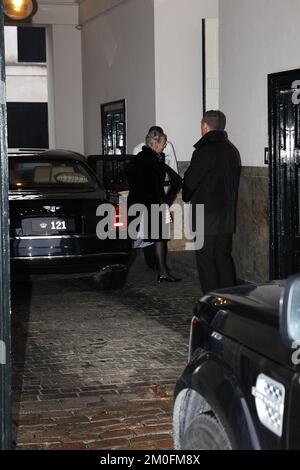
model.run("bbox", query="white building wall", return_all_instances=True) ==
[79,0,126,24]
[46,24,84,153]
[33,1,84,153]
[5,26,48,103]
[81,0,156,155]
[4,26,17,64]
[204,18,219,111]
[33,1,79,26]
[6,66,48,102]
[219,0,300,167]
[154,0,218,162]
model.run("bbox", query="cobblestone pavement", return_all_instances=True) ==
[11,251,201,450]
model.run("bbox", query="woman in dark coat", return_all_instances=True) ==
[126,129,182,282]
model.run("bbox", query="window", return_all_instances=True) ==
[7,102,49,149]
[17,27,46,63]
[9,159,97,190]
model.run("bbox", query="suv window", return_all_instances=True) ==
[9,159,98,190]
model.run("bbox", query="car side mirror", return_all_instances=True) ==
[280,274,300,346]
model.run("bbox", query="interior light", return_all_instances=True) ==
[3,0,35,21]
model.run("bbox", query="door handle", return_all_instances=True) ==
[264,147,269,165]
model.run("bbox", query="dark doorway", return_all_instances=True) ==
[269,69,300,279]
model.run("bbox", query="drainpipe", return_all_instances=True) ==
[0,1,12,451]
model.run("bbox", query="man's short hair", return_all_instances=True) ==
[148,125,164,134]
[202,110,226,131]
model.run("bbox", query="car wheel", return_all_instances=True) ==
[93,264,128,290]
[181,413,232,450]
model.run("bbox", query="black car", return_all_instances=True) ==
[173,277,300,450]
[9,150,131,284]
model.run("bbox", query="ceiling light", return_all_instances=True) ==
[3,0,36,21]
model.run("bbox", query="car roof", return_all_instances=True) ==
[8,149,86,162]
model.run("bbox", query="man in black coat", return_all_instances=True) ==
[182,110,241,294]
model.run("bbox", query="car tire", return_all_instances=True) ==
[181,413,232,450]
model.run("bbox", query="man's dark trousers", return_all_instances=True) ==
[195,233,236,294]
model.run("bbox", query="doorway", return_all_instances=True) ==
[269,69,300,279]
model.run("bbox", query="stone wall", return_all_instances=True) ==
[233,167,269,283]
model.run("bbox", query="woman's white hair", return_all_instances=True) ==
[145,129,166,147]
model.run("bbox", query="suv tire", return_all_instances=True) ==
[181,413,232,450]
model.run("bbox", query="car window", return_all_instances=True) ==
[9,159,99,190]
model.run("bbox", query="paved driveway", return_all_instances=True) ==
[12,251,201,450]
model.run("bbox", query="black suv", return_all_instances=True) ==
[173,277,300,450]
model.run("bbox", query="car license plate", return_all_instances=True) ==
[22,218,76,235]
